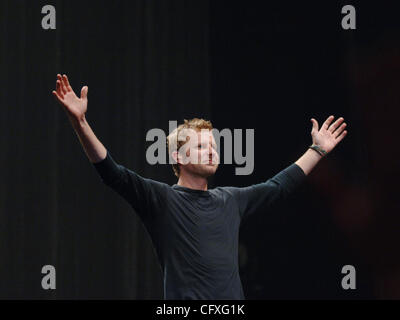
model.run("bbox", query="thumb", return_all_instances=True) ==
[81,86,88,100]
[310,118,319,134]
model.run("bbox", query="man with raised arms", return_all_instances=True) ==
[52,74,348,299]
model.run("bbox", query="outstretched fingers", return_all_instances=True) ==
[52,90,62,102]
[57,74,67,95]
[322,115,335,131]
[56,79,64,99]
[63,74,73,92]
[334,122,347,139]
[329,117,345,133]
[335,129,347,144]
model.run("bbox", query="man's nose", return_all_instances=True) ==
[209,146,218,160]
[208,145,216,156]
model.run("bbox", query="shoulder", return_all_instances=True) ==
[134,171,174,193]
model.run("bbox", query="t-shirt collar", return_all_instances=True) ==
[172,184,212,196]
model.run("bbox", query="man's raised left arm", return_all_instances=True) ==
[231,115,348,221]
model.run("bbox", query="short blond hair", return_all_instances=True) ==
[167,118,213,177]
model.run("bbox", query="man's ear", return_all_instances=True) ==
[172,150,180,165]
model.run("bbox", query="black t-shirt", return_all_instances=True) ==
[92,150,306,299]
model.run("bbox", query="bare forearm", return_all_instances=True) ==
[295,148,322,176]
[69,116,107,163]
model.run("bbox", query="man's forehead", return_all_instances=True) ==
[197,129,214,137]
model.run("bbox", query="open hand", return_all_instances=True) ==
[52,74,88,121]
[310,115,348,154]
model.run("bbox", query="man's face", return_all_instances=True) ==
[178,129,220,178]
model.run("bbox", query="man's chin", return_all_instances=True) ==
[198,164,218,177]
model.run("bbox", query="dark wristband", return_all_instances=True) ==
[309,144,328,157]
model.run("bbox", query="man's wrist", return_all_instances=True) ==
[309,144,327,158]
[70,114,87,129]
[295,148,322,175]
[309,147,323,158]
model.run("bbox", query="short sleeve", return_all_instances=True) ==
[92,150,166,222]
[231,163,306,221]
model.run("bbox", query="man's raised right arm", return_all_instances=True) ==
[52,74,106,163]
[51,74,154,218]
[69,116,107,164]
[51,74,168,221]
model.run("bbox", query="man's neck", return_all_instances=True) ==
[177,174,208,191]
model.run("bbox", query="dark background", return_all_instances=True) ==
[0,0,399,299]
